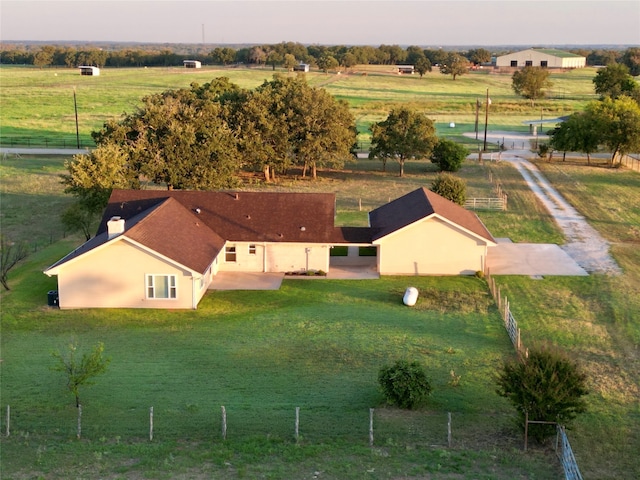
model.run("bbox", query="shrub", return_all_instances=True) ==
[430,138,469,172]
[430,173,467,206]
[378,360,432,409]
[495,345,588,442]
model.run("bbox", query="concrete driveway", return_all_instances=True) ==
[465,130,621,276]
[487,239,588,276]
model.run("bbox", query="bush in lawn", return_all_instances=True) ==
[430,173,467,206]
[430,138,469,172]
[495,345,589,442]
[378,360,432,409]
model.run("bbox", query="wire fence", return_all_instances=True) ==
[619,153,640,173]
[485,270,585,480]
[0,136,95,149]
[2,401,523,452]
[556,425,584,480]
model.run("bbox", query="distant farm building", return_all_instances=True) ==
[78,66,100,76]
[397,65,415,74]
[496,49,586,69]
[183,60,202,69]
[293,63,310,72]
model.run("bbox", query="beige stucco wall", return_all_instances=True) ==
[218,242,330,273]
[374,217,489,275]
[54,239,207,309]
[496,50,585,68]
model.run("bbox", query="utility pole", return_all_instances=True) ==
[483,88,490,151]
[73,87,80,149]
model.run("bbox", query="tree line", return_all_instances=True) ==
[2,42,639,75]
[543,64,640,164]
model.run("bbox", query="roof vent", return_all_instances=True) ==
[300,226,306,231]
[107,216,125,239]
[195,208,201,214]
[234,193,239,200]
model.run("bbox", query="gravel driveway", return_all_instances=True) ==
[473,131,622,276]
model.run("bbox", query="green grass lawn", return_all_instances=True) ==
[1,65,639,479]
[2,249,562,478]
[0,64,599,148]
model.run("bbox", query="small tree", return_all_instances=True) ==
[512,66,553,106]
[0,236,28,291]
[430,138,469,172]
[415,57,432,77]
[61,202,99,241]
[430,173,467,206]
[496,346,588,442]
[52,340,110,407]
[592,63,638,100]
[439,53,469,80]
[378,360,432,409]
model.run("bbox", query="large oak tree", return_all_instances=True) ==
[369,108,437,177]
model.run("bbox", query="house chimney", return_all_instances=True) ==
[107,216,125,239]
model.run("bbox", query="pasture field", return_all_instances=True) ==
[1,65,639,478]
[0,64,599,149]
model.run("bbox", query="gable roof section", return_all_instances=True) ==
[45,197,225,275]
[123,197,225,273]
[369,187,495,244]
[101,190,338,243]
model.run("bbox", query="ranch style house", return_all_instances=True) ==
[44,188,496,309]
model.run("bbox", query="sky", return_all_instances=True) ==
[1,0,639,46]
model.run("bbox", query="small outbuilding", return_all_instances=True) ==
[397,65,415,74]
[78,66,100,76]
[183,60,202,69]
[496,48,585,69]
[293,63,310,72]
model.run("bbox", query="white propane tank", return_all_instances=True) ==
[403,287,419,306]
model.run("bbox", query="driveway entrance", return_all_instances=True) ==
[487,239,588,276]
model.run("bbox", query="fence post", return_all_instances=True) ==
[295,406,300,443]
[504,299,509,325]
[369,408,374,447]
[221,406,227,440]
[517,328,521,351]
[77,404,82,440]
[524,410,528,452]
[447,412,452,448]
[149,406,154,441]
[5,405,9,437]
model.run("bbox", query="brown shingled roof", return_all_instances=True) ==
[45,197,226,274]
[369,187,495,243]
[100,190,339,243]
[124,197,226,273]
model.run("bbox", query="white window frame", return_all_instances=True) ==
[225,245,237,262]
[249,244,257,255]
[146,274,177,299]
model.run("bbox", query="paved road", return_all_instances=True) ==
[1,147,89,156]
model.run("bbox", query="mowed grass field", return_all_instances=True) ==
[1,65,639,478]
[0,63,599,148]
